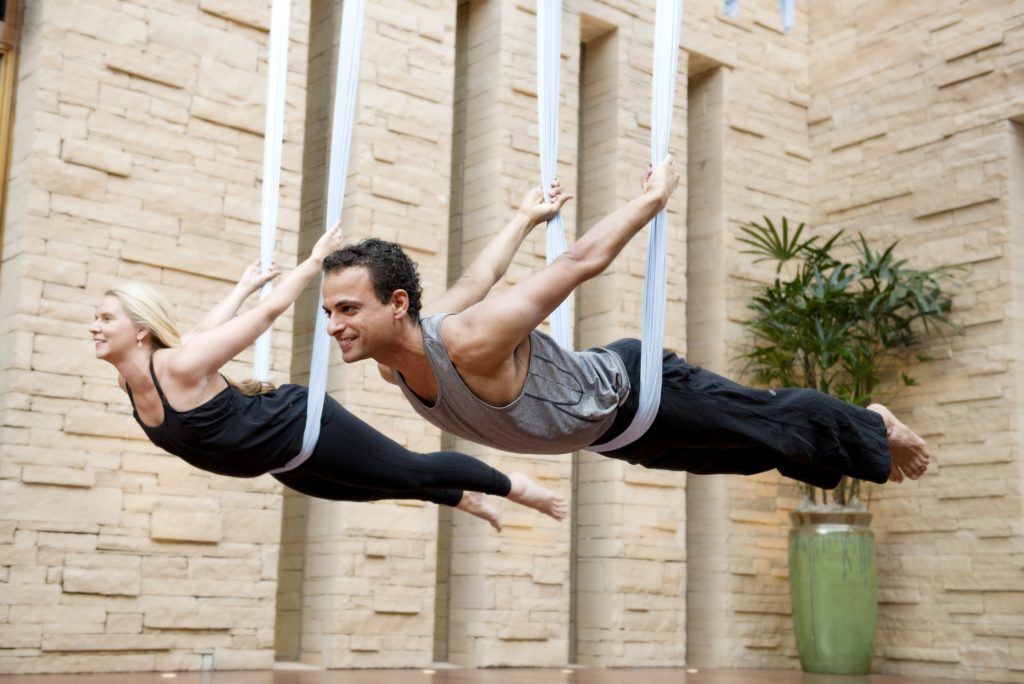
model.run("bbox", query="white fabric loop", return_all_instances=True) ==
[537,0,572,349]
[270,0,366,474]
[589,0,682,453]
[722,0,793,32]
[781,0,794,33]
[253,0,292,382]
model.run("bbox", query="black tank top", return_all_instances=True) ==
[126,356,308,477]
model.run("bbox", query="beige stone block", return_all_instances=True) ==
[831,120,887,151]
[373,594,422,615]
[0,653,157,674]
[0,543,35,566]
[61,139,132,177]
[55,3,146,43]
[944,573,1023,592]
[121,453,191,477]
[63,567,141,596]
[187,557,261,581]
[50,194,179,232]
[883,646,961,663]
[0,482,122,525]
[349,635,381,652]
[21,465,95,488]
[150,97,190,126]
[0,624,42,649]
[197,56,264,104]
[386,115,442,144]
[913,191,999,220]
[153,652,204,671]
[8,605,107,626]
[474,635,567,667]
[99,82,150,114]
[105,46,192,89]
[150,510,223,543]
[141,578,275,598]
[191,96,263,136]
[222,508,281,544]
[936,61,995,89]
[143,609,234,630]
[119,243,240,282]
[497,622,556,641]
[36,531,100,552]
[41,633,173,652]
[106,613,143,634]
[199,0,271,31]
[32,158,108,199]
[63,409,145,441]
[212,648,274,670]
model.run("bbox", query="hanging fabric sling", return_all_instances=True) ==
[536,0,572,350]
[252,0,291,383]
[536,0,683,452]
[723,0,794,32]
[252,0,367,474]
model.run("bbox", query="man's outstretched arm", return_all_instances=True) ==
[422,182,570,317]
[442,156,680,371]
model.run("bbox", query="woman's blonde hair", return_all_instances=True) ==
[106,282,274,396]
[106,282,181,349]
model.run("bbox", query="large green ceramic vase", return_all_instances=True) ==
[788,510,877,674]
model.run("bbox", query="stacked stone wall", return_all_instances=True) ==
[0,0,310,674]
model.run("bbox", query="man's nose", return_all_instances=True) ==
[325,314,342,336]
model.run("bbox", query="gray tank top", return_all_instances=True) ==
[393,314,630,454]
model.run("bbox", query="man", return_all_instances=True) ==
[320,157,929,488]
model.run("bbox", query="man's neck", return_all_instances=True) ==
[376,318,441,400]
[374,318,427,374]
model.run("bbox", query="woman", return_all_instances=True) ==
[90,225,566,531]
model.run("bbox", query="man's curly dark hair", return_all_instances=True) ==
[322,238,423,322]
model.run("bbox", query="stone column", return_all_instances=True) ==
[441,0,574,667]
[572,1,689,667]
[285,0,459,669]
[0,0,310,674]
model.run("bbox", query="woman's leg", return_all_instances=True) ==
[273,471,509,531]
[297,397,511,495]
[274,470,462,505]
[286,397,567,520]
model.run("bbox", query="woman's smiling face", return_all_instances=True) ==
[89,294,144,360]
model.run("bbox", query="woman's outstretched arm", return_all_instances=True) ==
[186,260,281,341]
[168,224,345,382]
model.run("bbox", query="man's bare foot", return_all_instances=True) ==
[507,472,568,521]
[455,491,502,532]
[868,404,930,483]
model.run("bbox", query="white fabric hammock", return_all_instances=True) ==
[537,0,684,452]
[724,0,794,33]
[255,0,367,474]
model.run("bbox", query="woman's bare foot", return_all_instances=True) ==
[868,403,930,483]
[507,472,568,521]
[456,491,503,532]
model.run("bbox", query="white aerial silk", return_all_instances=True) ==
[252,0,291,383]
[255,0,367,474]
[589,0,683,452]
[723,0,794,32]
[536,0,572,350]
[536,0,683,452]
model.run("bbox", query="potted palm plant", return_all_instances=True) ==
[737,217,956,674]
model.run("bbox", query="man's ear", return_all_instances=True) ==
[391,290,410,320]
